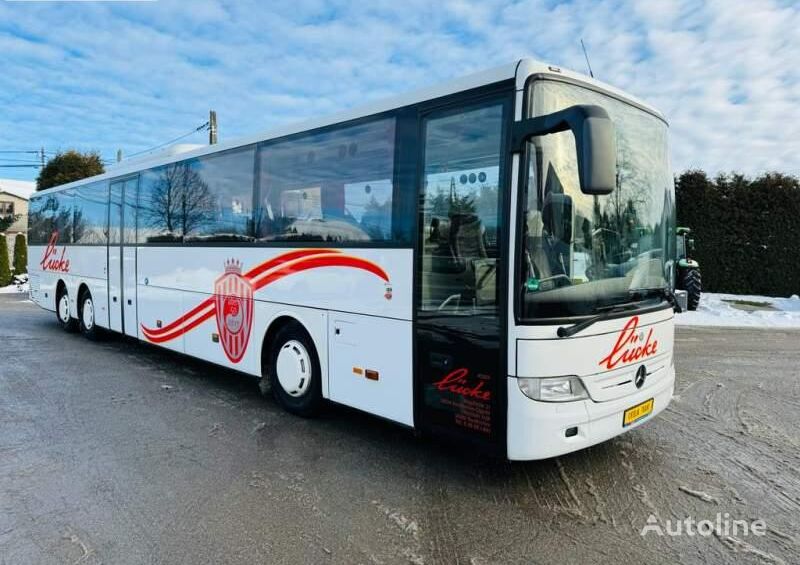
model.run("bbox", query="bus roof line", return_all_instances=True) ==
[34,58,663,197]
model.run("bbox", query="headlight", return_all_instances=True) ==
[518,376,589,402]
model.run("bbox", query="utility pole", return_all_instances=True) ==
[209,110,218,145]
[116,149,123,163]
[40,147,45,168]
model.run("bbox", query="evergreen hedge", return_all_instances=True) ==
[0,234,11,287]
[13,233,27,275]
[675,170,800,297]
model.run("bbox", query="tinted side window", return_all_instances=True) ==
[184,147,255,242]
[27,197,48,245]
[73,182,108,244]
[137,164,189,243]
[54,190,74,243]
[419,102,506,313]
[256,118,396,243]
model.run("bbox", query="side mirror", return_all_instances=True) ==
[513,104,617,195]
[542,193,573,244]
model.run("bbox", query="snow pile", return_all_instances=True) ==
[0,274,29,295]
[676,292,800,328]
[0,282,29,294]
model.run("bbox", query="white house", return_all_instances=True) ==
[0,178,36,263]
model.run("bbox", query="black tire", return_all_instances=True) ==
[56,286,79,332]
[266,321,323,417]
[683,268,702,311]
[78,289,102,341]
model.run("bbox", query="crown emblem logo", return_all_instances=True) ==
[224,258,242,275]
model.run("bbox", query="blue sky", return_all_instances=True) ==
[1,0,798,182]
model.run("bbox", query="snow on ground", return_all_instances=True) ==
[0,283,29,294]
[676,292,800,328]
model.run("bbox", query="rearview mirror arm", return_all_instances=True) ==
[510,104,611,152]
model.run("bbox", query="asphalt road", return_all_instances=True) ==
[1,293,799,564]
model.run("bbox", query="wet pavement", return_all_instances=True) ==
[1,293,798,564]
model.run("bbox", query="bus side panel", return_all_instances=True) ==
[136,247,185,354]
[132,247,412,320]
[328,313,413,426]
[67,246,110,329]
[134,246,411,406]
[27,244,109,329]
[183,299,329,383]
[27,246,53,311]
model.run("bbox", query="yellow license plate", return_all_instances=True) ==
[623,398,654,427]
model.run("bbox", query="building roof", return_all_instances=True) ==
[0,178,36,201]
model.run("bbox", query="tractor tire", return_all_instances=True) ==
[683,268,702,311]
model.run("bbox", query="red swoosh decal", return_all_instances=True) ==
[140,249,389,344]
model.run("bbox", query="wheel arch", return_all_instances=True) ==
[258,309,328,399]
[260,314,308,368]
[77,282,91,301]
[55,278,68,312]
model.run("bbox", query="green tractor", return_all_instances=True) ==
[676,227,701,310]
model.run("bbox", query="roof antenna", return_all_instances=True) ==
[580,38,594,78]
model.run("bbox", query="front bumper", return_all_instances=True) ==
[506,364,675,461]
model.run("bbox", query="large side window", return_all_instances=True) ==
[137,164,189,243]
[256,117,396,243]
[27,197,47,245]
[53,190,75,243]
[419,102,506,313]
[184,147,255,242]
[72,182,108,245]
[29,193,66,244]
[136,147,256,243]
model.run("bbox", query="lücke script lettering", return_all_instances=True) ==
[433,368,491,401]
[599,316,658,370]
[39,232,70,273]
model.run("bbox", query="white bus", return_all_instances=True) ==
[27,59,677,460]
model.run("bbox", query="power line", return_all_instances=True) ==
[126,121,210,159]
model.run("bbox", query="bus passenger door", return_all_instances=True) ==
[122,176,139,337]
[108,176,139,336]
[108,180,123,333]
[415,94,511,454]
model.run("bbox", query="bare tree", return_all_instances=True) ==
[143,163,215,240]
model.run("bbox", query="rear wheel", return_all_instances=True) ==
[79,289,102,340]
[266,321,323,417]
[683,268,702,311]
[56,286,78,332]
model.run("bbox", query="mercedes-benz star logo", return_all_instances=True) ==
[635,365,647,389]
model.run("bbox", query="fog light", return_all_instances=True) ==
[518,376,589,402]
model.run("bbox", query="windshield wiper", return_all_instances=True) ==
[556,299,654,338]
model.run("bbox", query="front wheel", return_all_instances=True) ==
[56,287,78,332]
[266,321,323,417]
[683,268,702,311]
[79,290,102,340]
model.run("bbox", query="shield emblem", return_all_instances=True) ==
[214,259,254,363]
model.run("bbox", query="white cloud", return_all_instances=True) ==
[0,0,797,181]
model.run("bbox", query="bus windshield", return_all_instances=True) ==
[518,79,675,320]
